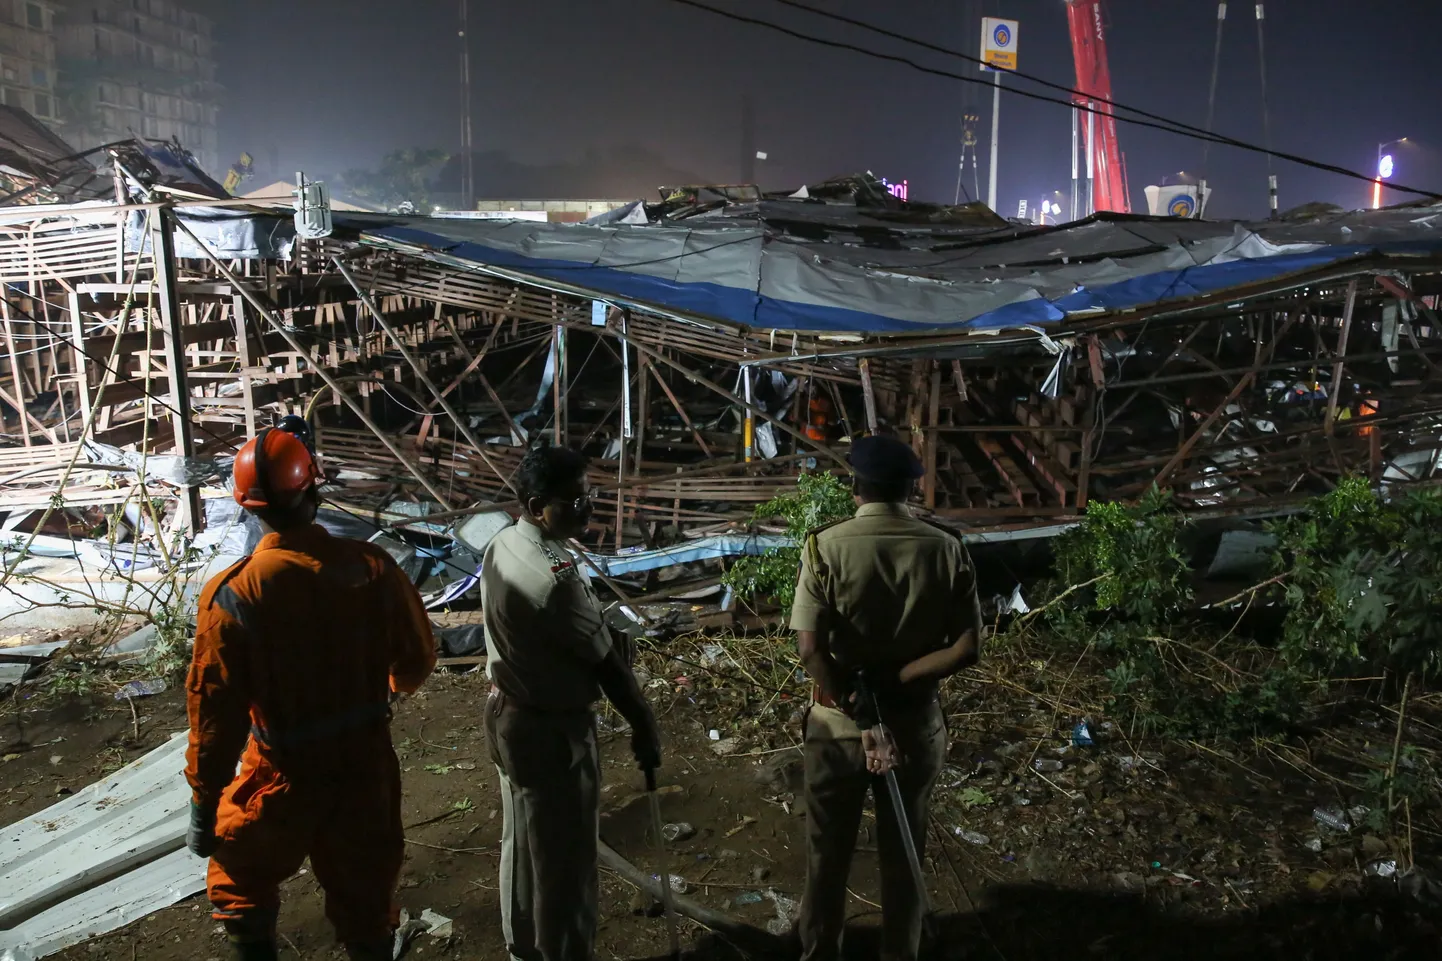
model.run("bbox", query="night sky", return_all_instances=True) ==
[199,0,1441,219]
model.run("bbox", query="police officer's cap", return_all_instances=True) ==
[848,433,924,483]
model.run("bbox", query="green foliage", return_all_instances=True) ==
[1361,747,1437,830]
[339,148,450,212]
[959,786,995,809]
[1051,486,1192,627]
[42,658,107,699]
[1270,478,1442,679]
[722,472,855,614]
[145,603,192,679]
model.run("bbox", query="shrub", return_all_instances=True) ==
[1051,486,1192,628]
[1270,478,1442,679]
[722,472,855,614]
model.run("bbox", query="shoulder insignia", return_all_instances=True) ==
[918,516,965,542]
[803,516,854,539]
[538,542,580,580]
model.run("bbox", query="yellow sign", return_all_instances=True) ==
[980,17,1019,72]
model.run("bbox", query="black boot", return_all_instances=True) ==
[344,938,394,961]
[222,912,279,961]
[227,939,279,961]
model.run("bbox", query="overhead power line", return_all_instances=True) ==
[661,0,1440,201]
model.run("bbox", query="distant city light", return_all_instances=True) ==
[1379,154,1395,180]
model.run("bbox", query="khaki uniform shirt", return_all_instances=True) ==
[789,502,981,739]
[482,519,612,711]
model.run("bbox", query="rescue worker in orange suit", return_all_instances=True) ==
[184,421,437,961]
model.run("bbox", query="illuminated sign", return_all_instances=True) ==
[881,178,908,201]
[980,17,1019,71]
[1168,194,1197,217]
[1379,154,1395,179]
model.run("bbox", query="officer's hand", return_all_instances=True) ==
[862,725,898,775]
[186,801,220,859]
[631,712,663,773]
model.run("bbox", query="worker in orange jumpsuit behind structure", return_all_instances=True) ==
[184,419,437,961]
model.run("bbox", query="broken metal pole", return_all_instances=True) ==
[168,220,455,509]
[1153,308,1303,487]
[623,334,849,470]
[645,360,714,457]
[1323,278,1360,436]
[596,838,786,951]
[334,258,519,497]
[150,206,203,536]
[859,357,879,433]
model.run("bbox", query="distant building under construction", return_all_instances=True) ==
[50,0,220,174]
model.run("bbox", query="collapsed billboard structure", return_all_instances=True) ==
[3,158,1442,958]
[0,170,1440,567]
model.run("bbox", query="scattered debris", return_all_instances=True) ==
[418,907,453,938]
[662,822,696,843]
[724,816,758,838]
[113,678,167,700]
[763,888,799,937]
[710,737,742,757]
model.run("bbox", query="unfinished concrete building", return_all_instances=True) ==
[51,0,219,174]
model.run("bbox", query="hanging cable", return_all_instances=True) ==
[1201,2,1227,178]
[674,0,1442,200]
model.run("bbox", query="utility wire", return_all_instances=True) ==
[666,0,1441,201]
[1255,3,1275,178]
[1201,1,1227,178]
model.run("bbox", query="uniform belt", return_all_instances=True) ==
[251,700,391,750]
[489,685,592,715]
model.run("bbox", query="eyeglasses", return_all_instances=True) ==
[565,488,597,513]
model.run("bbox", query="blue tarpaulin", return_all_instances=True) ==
[357,205,1442,335]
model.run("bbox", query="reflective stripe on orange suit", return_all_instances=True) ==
[185,524,436,944]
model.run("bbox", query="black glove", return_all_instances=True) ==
[631,710,663,774]
[847,671,881,729]
[186,801,219,859]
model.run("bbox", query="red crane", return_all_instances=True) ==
[1065,0,1131,213]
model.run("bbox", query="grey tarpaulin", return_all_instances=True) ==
[82,441,228,488]
[124,205,295,261]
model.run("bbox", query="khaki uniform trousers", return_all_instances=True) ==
[485,691,600,961]
[799,700,946,961]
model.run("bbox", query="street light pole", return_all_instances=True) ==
[987,70,1001,212]
[459,0,474,211]
[1375,137,1407,210]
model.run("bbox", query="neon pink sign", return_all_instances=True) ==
[882,178,908,201]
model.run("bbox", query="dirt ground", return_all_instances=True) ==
[2,661,1438,961]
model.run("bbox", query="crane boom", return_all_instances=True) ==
[1065,0,1130,213]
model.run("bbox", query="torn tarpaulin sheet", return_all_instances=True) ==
[580,534,791,577]
[0,531,162,573]
[124,205,295,261]
[434,624,484,656]
[424,557,482,610]
[82,441,229,488]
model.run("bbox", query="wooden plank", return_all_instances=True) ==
[971,436,1039,507]
[84,318,234,356]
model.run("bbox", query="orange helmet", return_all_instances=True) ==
[232,426,323,510]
